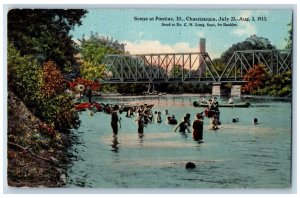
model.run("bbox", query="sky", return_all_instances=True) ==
[71,9,292,59]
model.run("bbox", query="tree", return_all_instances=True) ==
[256,70,291,96]
[8,9,88,72]
[285,22,292,49]
[241,64,269,94]
[220,35,276,65]
[80,61,106,80]
[79,32,125,65]
[8,44,80,131]
[212,58,225,74]
[7,43,43,109]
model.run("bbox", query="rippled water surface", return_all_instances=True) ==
[66,96,292,188]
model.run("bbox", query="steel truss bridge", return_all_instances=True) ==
[101,49,292,84]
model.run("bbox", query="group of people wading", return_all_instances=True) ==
[109,98,221,143]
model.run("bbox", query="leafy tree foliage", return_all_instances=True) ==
[219,35,276,67]
[79,32,125,65]
[241,64,269,94]
[285,22,292,49]
[41,61,66,98]
[212,58,225,74]
[80,61,106,80]
[7,44,43,109]
[8,44,80,131]
[256,70,292,96]
[36,61,81,131]
[242,64,291,97]
[8,9,88,71]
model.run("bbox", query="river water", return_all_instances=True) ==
[66,95,292,188]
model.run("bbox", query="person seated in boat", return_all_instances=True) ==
[174,116,191,133]
[199,98,207,104]
[167,115,178,125]
[104,104,112,114]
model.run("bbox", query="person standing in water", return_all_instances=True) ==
[157,111,162,123]
[138,113,145,135]
[192,113,204,142]
[111,105,121,136]
[174,116,191,133]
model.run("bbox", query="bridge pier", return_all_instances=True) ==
[230,85,242,97]
[212,83,222,96]
[212,83,242,97]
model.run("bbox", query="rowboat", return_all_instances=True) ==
[75,102,103,111]
[193,101,250,108]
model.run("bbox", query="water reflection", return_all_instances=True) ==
[138,133,144,146]
[111,135,120,153]
[179,132,188,138]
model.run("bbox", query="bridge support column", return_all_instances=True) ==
[231,85,241,97]
[212,83,221,96]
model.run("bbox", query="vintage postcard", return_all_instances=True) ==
[6,6,293,190]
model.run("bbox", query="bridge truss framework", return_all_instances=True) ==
[101,49,292,84]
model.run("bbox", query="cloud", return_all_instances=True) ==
[123,40,198,54]
[122,40,219,59]
[232,11,257,37]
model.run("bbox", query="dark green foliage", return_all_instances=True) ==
[7,43,42,110]
[255,70,292,97]
[219,35,276,66]
[8,44,80,131]
[8,9,88,71]
[285,22,292,49]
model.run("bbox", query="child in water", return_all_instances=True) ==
[209,115,219,130]
[157,111,162,123]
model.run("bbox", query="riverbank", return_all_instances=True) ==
[95,93,292,101]
[98,93,212,99]
[7,91,70,187]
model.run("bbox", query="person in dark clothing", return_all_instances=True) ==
[185,113,191,126]
[111,105,121,135]
[174,117,190,133]
[138,114,145,134]
[193,113,204,142]
[86,86,93,104]
[168,115,178,125]
[157,111,162,123]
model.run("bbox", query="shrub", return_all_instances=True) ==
[38,61,80,130]
[7,43,42,109]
